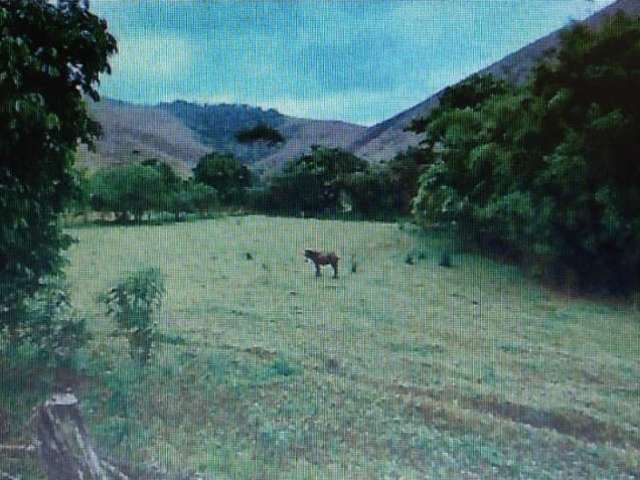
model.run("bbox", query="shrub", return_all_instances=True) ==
[271,356,296,377]
[9,280,89,366]
[167,181,219,220]
[439,251,452,268]
[102,268,166,365]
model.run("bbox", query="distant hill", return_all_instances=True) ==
[78,98,366,176]
[349,0,640,162]
[77,98,209,176]
[78,0,639,174]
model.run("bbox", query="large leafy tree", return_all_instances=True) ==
[90,163,166,221]
[380,147,432,215]
[269,146,368,215]
[410,14,640,291]
[530,13,640,288]
[0,0,116,329]
[193,152,251,204]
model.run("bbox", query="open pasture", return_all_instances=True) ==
[5,215,639,479]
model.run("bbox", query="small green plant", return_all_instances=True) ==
[272,356,296,377]
[11,280,89,367]
[439,250,452,268]
[102,268,165,365]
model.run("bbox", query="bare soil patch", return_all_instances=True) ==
[470,396,639,448]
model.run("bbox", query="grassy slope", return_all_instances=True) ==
[3,216,639,479]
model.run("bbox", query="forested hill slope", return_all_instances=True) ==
[349,0,640,162]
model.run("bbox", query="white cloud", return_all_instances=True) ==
[110,33,196,79]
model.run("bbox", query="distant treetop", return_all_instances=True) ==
[236,124,285,145]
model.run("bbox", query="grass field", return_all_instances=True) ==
[2,215,639,479]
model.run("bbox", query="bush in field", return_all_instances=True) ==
[263,146,427,218]
[142,158,183,193]
[410,14,640,291]
[102,268,165,365]
[378,148,432,216]
[344,148,432,219]
[0,0,115,336]
[193,152,252,205]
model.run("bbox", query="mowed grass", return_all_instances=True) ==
[3,215,640,479]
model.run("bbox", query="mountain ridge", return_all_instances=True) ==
[79,97,366,176]
[349,0,640,161]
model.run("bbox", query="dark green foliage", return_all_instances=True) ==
[380,148,431,215]
[344,166,394,219]
[90,163,167,221]
[0,0,116,333]
[168,180,218,220]
[271,356,296,377]
[90,161,219,222]
[260,146,428,219]
[102,268,166,364]
[11,280,89,366]
[411,14,640,291]
[193,152,252,204]
[411,74,510,134]
[347,147,431,218]
[439,251,452,268]
[141,158,182,191]
[236,123,285,145]
[267,146,368,215]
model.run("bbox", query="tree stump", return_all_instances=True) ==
[30,392,126,480]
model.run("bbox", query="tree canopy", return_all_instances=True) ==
[193,152,251,204]
[410,13,640,291]
[236,123,285,145]
[90,163,166,221]
[268,146,368,215]
[0,0,116,328]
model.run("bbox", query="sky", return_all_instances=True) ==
[91,0,616,126]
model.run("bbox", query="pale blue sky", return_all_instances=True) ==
[92,1,615,125]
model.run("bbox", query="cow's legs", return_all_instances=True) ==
[315,263,321,277]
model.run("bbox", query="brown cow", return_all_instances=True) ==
[304,249,339,278]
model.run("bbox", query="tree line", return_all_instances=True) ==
[409,13,640,292]
[77,144,427,223]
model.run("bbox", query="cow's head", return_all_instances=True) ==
[303,249,319,261]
